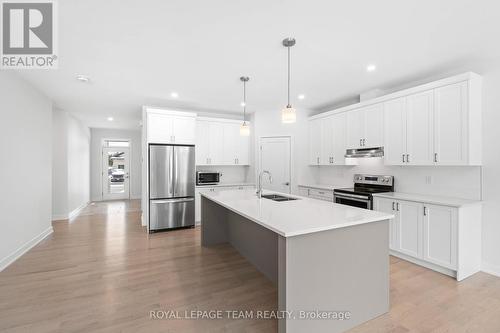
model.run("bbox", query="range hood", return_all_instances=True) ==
[345,147,384,158]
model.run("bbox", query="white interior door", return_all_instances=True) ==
[260,137,291,194]
[102,147,130,200]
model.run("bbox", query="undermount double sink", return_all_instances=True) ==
[261,194,299,202]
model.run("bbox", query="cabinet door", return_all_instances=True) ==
[396,200,423,258]
[320,116,334,165]
[346,109,364,149]
[363,104,384,148]
[374,198,397,250]
[147,113,174,143]
[208,122,224,165]
[222,122,239,165]
[406,91,434,165]
[308,119,322,165]
[236,132,250,165]
[172,116,196,144]
[331,113,347,165]
[383,98,406,165]
[434,82,468,165]
[195,121,210,165]
[298,187,310,197]
[423,204,458,269]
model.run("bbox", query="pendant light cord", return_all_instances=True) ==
[243,80,246,122]
[287,45,291,107]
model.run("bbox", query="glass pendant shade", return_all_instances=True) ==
[240,121,250,136]
[281,105,296,124]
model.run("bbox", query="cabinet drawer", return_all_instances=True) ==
[308,188,334,200]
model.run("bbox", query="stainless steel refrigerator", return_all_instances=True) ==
[149,144,195,232]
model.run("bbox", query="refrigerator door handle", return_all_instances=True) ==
[151,198,194,204]
[169,147,175,196]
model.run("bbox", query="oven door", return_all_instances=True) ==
[334,192,372,210]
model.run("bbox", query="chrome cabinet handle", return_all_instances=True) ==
[402,154,405,163]
[434,153,438,163]
[406,154,410,163]
[396,202,400,211]
[317,157,320,164]
[392,202,395,210]
[363,139,366,146]
[360,139,362,147]
[423,206,427,216]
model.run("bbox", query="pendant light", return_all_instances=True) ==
[281,37,297,124]
[240,76,250,136]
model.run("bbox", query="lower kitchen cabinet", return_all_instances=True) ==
[195,185,254,223]
[298,186,334,202]
[373,197,481,281]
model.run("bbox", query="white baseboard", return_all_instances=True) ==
[482,261,500,277]
[68,201,89,220]
[0,226,54,271]
[390,250,456,279]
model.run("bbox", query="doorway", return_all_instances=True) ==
[102,141,130,200]
[259,136,291,194]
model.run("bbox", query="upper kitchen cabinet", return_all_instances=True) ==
[346,104,384,149]
[384,91,434,165]
[309,113,346,165]
[196,118,250,166]
[433,81,482,166]
[146,109,196,144]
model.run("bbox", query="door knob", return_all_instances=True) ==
[283,182,290,186]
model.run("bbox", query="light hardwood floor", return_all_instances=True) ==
[0,200,499,333]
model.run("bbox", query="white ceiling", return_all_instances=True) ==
[16,0,500,129]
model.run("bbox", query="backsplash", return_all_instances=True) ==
[313,158,482,200]
[196,166,250,184]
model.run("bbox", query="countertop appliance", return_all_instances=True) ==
[149,144,195,232]
[334,174,394,210]
[196,171,220,185]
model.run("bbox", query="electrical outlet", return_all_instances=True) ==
[425,176,432,184]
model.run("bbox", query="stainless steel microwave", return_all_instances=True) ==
[196,171,220,185]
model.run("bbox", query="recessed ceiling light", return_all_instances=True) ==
[240,102,246,107]
[366,64,377,72]
[76,74,90,82]
[107,117,114,121]
[171,92,179,98]
[298,94,305,100]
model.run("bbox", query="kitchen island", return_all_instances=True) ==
[200,189,394,333]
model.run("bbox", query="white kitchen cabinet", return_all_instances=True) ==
[383,98,406,165]
[396,200,423,258]
[373,197,398,250]
[406,91,434,165]
[384,92,434,165]
[309,113,346,166]
[310,72,482,167]
[308,118,322,165]
[346,104,384,149]
[147,111,196,144]
[373,195,481,281]
[433,82,468,165]
[422,204,457,269]
[196,119,249,166]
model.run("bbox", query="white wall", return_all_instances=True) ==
[252,110,315,194]
[52,109,90,219]
[480,63,500,276]
[0,72,53,270]
[90,128,142,201]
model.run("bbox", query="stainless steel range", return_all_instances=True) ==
[334,174,394,210]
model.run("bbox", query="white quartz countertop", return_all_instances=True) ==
[298,183,350,191]
[196,183,254,188]
[372,192,481,207]
[200,189,394,237]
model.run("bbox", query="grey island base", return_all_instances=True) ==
[200,190,392,333]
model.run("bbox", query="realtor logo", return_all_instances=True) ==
[1,0,58,68]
